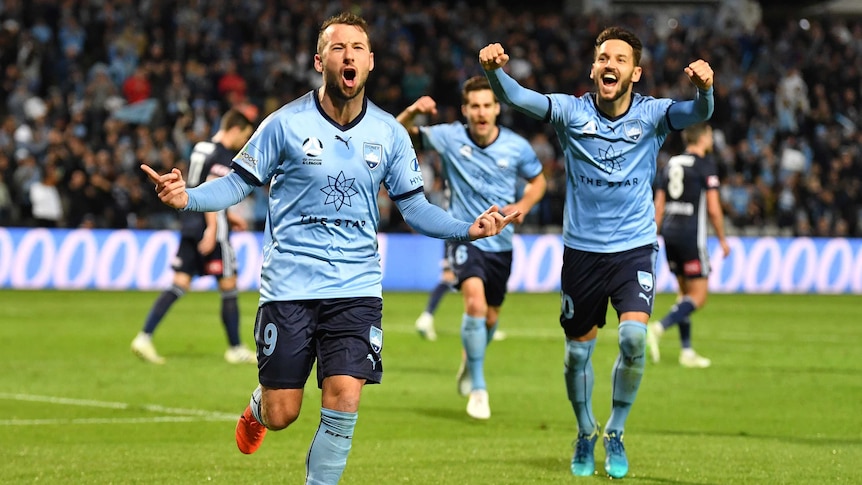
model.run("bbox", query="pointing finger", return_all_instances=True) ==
[141,164,161,183]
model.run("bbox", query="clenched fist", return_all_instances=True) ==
[684,59,714,90]
[479,43,510,71]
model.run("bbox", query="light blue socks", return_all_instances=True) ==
[461,314,488,391]
[306,407,358,485]
[564,338,597,435]
[606,321,647,432]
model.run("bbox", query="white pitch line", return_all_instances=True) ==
[0,393,238,424]
[0,416,235,426]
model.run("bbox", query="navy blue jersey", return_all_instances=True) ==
[179,141,234,241]
[658,152,720,244]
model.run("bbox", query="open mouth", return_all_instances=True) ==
[343,68,357,87]
[601,72,618,88]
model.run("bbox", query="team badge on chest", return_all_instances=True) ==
[364,142,382,170]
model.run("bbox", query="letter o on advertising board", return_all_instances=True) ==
[12,229,55,288]
[95,230,138,289]
[817,238,853,293]
[780,238,817,293]
[54,230,98,288]
[744,238,782,293]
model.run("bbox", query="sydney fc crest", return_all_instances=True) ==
[637,270,654,292]
[369,326,383,353]
[364,142,382,170]
[623,121,643,141]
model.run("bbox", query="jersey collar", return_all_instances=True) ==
[313,88,368,132]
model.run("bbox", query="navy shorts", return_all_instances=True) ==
[559,244,658,339]
[172,238,237,279]
[446,241,512,307]
[254,297,384,389]
[663,239,710,278]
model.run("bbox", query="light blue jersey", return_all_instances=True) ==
[547,93,674,253]
[232,91,426,302]
[420,123,542,252]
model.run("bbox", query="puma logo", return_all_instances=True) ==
[638,292,652,306]
[366,353,377,370]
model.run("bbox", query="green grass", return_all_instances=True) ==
[0,289,860,484]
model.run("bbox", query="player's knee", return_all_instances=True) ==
[464,299,487,317]
[262,405,300,430]
[618,321,646,364]
[564,339,593,370]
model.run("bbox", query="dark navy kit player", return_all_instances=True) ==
[131,108,256,365]
[142,12,518,485]
[649,122,730,368]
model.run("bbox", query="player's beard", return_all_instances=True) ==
[326,74,368,102]
[598,75,633,103]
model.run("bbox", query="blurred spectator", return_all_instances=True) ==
[29,162,63,227]
[122,65,151,104]
[0,1,857,238]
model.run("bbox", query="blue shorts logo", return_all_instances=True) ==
[369,326,383,353]
[637,270,654,292]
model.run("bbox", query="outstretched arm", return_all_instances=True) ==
[396,96,437,145]
[668,59,715,129]
[141,164,253,212]
[395,192,519,241]
[479,43,550,120]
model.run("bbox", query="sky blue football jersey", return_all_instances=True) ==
[547,93,674,253]
[420,122,542,252]
[232,91,425,302]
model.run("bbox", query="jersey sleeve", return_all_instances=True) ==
[703,156,720,190]
[419,124,449,156]
[650,97,675,137]
[385,124,425,200]
[517,138,544,179]
[231,114,285,186]
[547,93,578,128]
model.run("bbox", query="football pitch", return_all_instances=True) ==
[0,289,859,484]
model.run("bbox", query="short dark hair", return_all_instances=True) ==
[461,76,495,104]
[595,27,643,66]
[318,11,371,54]
[220,108,254,131]
[682,122,711,146]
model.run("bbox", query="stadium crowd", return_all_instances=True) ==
[0,0,860,237]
